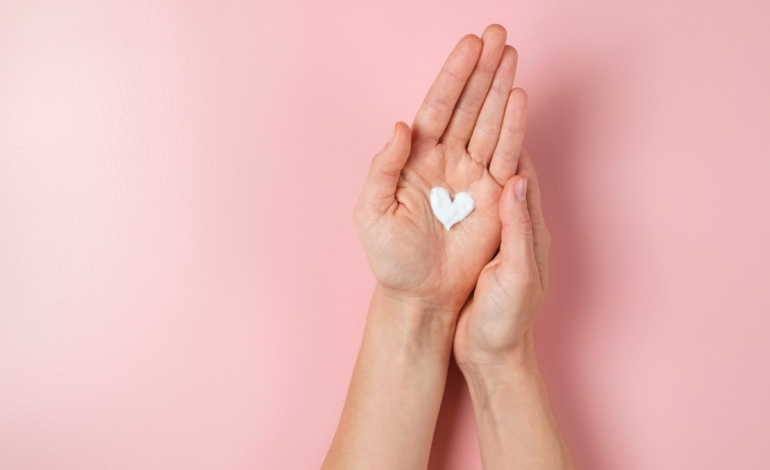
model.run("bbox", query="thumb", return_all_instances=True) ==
[360,122,412,214]
[498,175,540,288]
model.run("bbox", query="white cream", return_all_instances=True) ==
[430,187,475,231]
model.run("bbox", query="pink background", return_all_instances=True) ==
[2,0,769,468]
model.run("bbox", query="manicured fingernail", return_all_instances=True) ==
[515,177,527,201]
[387,125,396,144]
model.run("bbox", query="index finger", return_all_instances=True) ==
[411,34,482,145]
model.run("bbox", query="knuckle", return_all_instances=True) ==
[423,96,452,115]
[509,267,539,291]
[502,119,524,134]
[474,118,500,136]
[376,163,399,180]
[441,63,468,82]
[475,60,498,75]
[517,213,533,237]
[490,79,512,95]
[492,148,518,164]
[370,153,400,180]
[454,99,481,116]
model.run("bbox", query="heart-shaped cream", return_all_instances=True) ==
[430,187,475,231]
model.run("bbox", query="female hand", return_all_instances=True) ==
[354,25,529,318]
[453,148,552,371]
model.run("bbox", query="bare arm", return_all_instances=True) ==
[464,335,573,469]
[455,149,574,469]
[323,24,571,470]
[321,287,455,470]
[323,24,521,470]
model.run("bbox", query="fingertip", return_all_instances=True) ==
[501,175,529,213]
[364,123,412,213]
[384,121,407,146]
[482,24,507,43]
[394,121,411,137]
[514,176,528,202]
[499,45,519,73]
[374,122,411,180]
[391,121,412,152]
[458,33,482,54]
[516,147,535,175]
[509,87,528,105]
[503,44,518,61]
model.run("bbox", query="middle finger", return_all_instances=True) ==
[439,24,507,148]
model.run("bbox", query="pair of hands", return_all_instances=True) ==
[354,25,551,376]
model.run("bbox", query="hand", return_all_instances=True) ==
[453,148,552,372]
[354,24,529,317]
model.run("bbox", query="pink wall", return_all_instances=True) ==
[2,1,769,468]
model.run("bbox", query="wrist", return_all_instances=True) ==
[460,332,541,403]
[372,284,459,331]
[458,333,574,469]
[367,284,458,354]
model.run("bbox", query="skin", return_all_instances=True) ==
[454,148,574,469]
[322,24,573,470]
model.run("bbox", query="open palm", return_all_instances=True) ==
[354,25,529,315]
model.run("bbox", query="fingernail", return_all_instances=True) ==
[387,125,396,144]
[515,177,527,201]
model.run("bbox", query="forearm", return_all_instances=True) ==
[463,333,573,470]
[322,284,456,470]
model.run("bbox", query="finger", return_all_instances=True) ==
[488,88,528,186]
[411,34,482,145]
[498,175,540,290]
[440,24,508,147]
[466,45,519,166]
[359,122,412,214]
[514,149,551,292]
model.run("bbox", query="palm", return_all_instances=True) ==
[355,25,528,313]
[454,259,522,367]
[390,144,503,308]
